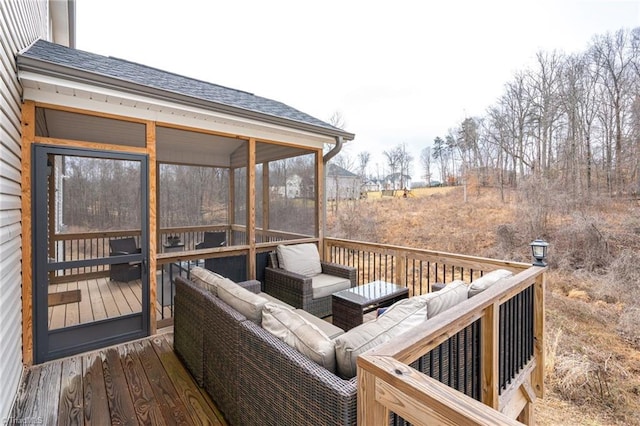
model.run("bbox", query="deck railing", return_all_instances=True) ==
[323,237,544,425]
[324,237,530,295]
[49,229,142,282]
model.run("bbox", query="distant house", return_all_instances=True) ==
[362,178,382,192]
[326,164,362,200]
[273,174,303,198]
[383,173,412,190]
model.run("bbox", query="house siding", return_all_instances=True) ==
[0,0,50,420]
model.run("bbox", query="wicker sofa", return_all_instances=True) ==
[174,265,515,425]
[174,273,357,426]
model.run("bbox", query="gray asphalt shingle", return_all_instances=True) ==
[19,40,346,135]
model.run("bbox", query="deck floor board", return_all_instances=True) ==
[10,333,224,426]
[48,277,172,329]
[57,357,83,425]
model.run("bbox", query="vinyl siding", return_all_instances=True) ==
[0,0,50,420]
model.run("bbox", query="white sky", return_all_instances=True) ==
[75,0,640,181]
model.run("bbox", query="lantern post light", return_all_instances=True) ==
[530,239,549,267]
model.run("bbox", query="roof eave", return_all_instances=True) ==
[17,55,356,142]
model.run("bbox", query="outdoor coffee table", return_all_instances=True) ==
[332,281,409,331]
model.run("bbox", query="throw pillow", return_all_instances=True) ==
[216,278,268,324]
[418,280,468,319]
[468,269,513,297]
[262,303,336,373]
[276,243,322,276]
[190,266,226,295]
[334,296,427,378]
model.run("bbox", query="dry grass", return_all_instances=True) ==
[327,185,640,425]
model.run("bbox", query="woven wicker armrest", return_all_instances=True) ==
[264,267,313,308]
[238,321,357,426]
[237,279,262,294]
[320,262,357,287]
[174,276,208,386]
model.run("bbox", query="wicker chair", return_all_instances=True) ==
[109,237,141,282]
[264,250,357,318]
[195,231,226,250]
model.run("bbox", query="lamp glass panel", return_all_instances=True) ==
[532,245,545,258]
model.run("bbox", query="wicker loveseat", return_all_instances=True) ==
[174,273,357,426]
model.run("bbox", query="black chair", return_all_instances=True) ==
[109,237,142,282]
[196,231,226,250]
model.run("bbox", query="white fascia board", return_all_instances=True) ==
[19,71,330,150]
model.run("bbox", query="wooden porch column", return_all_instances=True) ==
[229,167,235,243]
[21,100,36,365]
[247,138,256,279]
[147,121,158,334]
[262,162,270,236]
[316,150,324,259]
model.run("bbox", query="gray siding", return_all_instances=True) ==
[0,0,50,420]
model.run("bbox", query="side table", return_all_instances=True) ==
[332,281,409,331]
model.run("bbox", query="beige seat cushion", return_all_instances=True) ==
[217,278,268,324]
[294,309,344,340]
[190,266,226,295]
[419,280,468,319]
[468,269,513,297]
[276,243,322,276]
[262,303,336,373]
[311,273,351,299]
[334,297,427,378]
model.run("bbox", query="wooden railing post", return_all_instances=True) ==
[358,367,388,425]
[481,302,499,409]
[532,270,546,398]
[396,250,406,287]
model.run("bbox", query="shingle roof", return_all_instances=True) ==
[327,163,359,178]
[18,40,354,140]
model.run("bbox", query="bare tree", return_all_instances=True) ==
[382,147,401,188]
[498,72,535,183]
[420,146,432,184]
[398,143,413,189]
[357,151,370,179]
[591,29,635,193]
[383,144,413,189]
[528,51,564,175]
[328,110,347,129]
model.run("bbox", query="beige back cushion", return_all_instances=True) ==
[468,269,513,297]
[419,280,469,319]
[262,303,336,373]
[216,278,268,324]
[190,266,226,295]
[334,296,427,378]
[276,243,322,276]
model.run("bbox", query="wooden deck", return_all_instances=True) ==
[9,331,226,425]
[49,274,173,330]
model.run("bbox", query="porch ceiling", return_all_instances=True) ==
[35,107,316,168]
